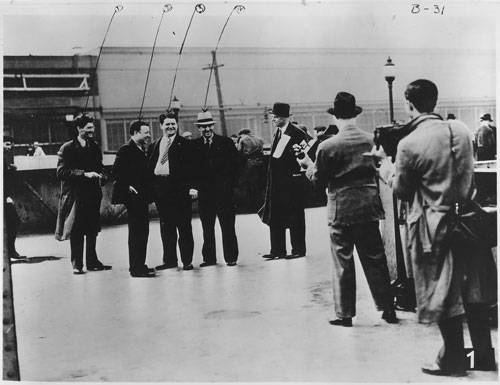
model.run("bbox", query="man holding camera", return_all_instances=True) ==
[297,92,397,327]
[378,79,496,376]
[259,102,308,260]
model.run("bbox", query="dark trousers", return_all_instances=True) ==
[155,197,193,267]
[70,233,100,270]
[329,221,393,318]
[5,201,20,257]
[198,191,238,264]
[437,303,494,371]
[269,209,306,256]
[125,197,150,274]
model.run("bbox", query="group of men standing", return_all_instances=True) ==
[56,111,240,277]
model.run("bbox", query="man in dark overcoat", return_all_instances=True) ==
[298,92,397,327]
[259,102,308,260]
[55,113,111,274]
[147,112,196,271]
[111,120,155,278]
[192,111,239,267]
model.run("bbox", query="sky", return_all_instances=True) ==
[1,0,498,56]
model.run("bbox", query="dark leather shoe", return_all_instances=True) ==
[285,254,305,259]
[382,309,399,324]
[87,264,112,271]
[131,270,155,278]
[227,261,237,266]
[200,262,217,267]
[156,263,178,270]
[183,264,194,271]
[262,254,285,260]
[421,362,467,377]
[328,318,352,327]
[73,268,85,275]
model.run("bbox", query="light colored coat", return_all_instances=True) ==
[391,114,496,323]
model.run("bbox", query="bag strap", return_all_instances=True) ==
[447,124,460,214]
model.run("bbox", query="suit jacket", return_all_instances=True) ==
[147,134,194,200]
[192,134,238,197]
[306,123,384,226]
[111,139,150,205]
[259,122,308,226]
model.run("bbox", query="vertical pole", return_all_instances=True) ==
[211,51,228,137]
[387,78,394,123]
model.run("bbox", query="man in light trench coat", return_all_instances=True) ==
[378,79,497,376]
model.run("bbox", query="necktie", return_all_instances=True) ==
[271,128,281,154]
[160,137,172,165]
[205,138,211,149]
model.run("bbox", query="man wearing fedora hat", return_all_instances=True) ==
[475,113,496,161]
[259,102,309,260]
[297,92,397,327]
[192,110,239,267]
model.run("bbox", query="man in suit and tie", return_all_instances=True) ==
[259,102,308,260]
[192,111,239,267]
[112,120,155,278]
[297,92,397,326]
[148,112,196,271]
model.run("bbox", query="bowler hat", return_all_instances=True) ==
[195,111,217,126]
[268,102,291,118]
[480,113,493,122]
[446,113,456,120]
[327,92,362,119]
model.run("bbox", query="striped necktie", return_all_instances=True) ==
[160,136,172,165]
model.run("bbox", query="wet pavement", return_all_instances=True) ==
[10,207,498,382]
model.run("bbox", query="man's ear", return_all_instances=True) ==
[407,101,415,112]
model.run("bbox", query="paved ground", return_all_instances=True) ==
[10,207,498,382]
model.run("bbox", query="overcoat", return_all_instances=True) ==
[392,114,497,323]
[111,139,150,205]
[259,122,308,227]
[55,138,104,241]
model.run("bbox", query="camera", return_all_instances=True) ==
[374,122,413,161]
[295,140,310,160]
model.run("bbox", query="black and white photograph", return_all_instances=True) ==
[2,0,498,382]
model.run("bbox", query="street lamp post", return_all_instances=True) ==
[383,57,396,123]
[382,57,411,302]
[171,96,181,122]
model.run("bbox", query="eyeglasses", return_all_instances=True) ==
[164,123,177,126]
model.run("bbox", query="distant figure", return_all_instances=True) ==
[237,128,265,211]
[55,113,112,274]
[307,124,338,162]
[475,113,496,161]
[447,113,474,143]
[182,131,193,140]
[3,136,25,260]
[33,141,46,156]
[230,134,239,146]
[298,124,313,141]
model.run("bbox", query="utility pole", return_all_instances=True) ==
[202,50,228,137]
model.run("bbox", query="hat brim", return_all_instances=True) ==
[195,121,216,126]
[267,109,292,117]
[327,105,363,117]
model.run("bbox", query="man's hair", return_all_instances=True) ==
[238,128,251,136]
[159,112,177,124]
[405,79,438,113]
[74,113,94,129]
[130,120,148,135]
